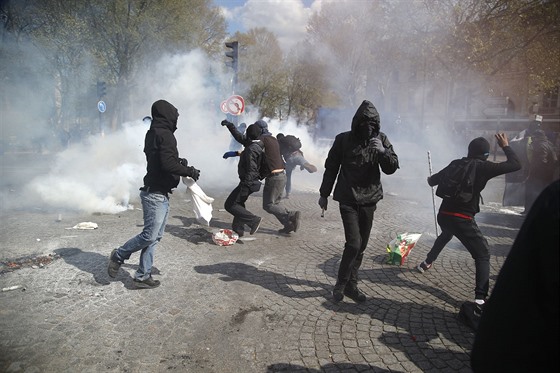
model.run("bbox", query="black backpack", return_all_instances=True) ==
[281,135,302,153]
[435,158,478,203]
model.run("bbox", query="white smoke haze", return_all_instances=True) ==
[2,50,245,214]
[1,2,514,216]
[4,49,330,215]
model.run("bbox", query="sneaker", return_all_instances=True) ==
[332,285,344,303]
[303,163,317,173]
[474,299,485,317]
[417,260,432,273]
[232,225,244,237]
[290,211,301,232]
[458,301,482,331]
[344,287,367,303]
[249,217,262,235]
[278,225,293,234]
[133,276,161,289]
[107,249,122,278]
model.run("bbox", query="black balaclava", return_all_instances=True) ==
[151,100,179,132]
[246,123,262,141]
[351,100,381,142]
[468,137,490,160]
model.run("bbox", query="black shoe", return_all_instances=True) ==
[107,249,122,278]
[133,276,161,289]
[278,221,294,234]
[332,283,344,302]
[250,217,262,235]
[458,301,482,331]
[232,225,244,237]
[344,287,366,303]
[290,211,301,232]
[333,286,344,303]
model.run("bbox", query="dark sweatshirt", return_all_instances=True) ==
[143,100,192,193]
[429,146,521,217]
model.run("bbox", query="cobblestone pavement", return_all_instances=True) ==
[0,173,524,373]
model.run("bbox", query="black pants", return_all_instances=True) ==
[336,203,376,288]
[426,213,490,300]
[224,184,258,234]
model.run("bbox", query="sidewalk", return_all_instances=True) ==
[0,174,523,372]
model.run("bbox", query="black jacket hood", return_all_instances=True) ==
[351,100,380,141]
[151,100,179,132]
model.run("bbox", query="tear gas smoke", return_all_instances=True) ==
[0,50,332,214]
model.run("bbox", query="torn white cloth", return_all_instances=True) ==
[71,222,98,230]
[182,177,214,226]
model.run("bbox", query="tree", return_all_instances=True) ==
[234,28,287,119]
[283,42,329,124]
[84,0,227,129]
[424,0,560,113]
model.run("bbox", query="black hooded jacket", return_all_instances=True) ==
[225,119,284,175]
[143,100,192,193]
[428,139,521,217]
[319,100,399,205]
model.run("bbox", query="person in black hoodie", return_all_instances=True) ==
[224,123,266,237]
[222,119,301,234]
[319,100,400,303]
[107,100,201,289]
[524,129,558,213]
[417,133,521,315]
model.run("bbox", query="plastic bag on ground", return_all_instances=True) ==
[386,232,422,265]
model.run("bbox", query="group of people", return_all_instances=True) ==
[106,98,557,369]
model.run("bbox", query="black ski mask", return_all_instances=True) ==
[351,100,381,141]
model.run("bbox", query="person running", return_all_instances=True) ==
[224,123,265,237]
[277,133,317,199]
[417,133,521,314]
[107,100,201,289]
[222,119,301,234]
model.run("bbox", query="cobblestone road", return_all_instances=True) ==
[0,172,524,373]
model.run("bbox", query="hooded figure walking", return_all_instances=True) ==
[108,100,201,289]
[319,100,399,303]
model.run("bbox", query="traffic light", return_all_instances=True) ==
[97,81,107,98]
[225,41,238,71]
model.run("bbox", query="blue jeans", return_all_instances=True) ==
[115,191,169,281]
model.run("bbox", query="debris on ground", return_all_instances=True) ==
[0,253,61,275]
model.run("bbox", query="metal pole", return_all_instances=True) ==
[427,151,439,236]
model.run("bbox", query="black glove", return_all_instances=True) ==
[179,158,188,167]
[318,196,328,211]
[221,120,233,127]
[186,166,200,181]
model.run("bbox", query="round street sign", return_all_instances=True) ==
[225,95,245,115]
[97,100,107,113]
[220,100,228,114]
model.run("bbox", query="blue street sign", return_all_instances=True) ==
[97,100,106,113]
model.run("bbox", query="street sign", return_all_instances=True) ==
[97,100,106,113]
[220,95,245,115]
[220,100,228,114]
